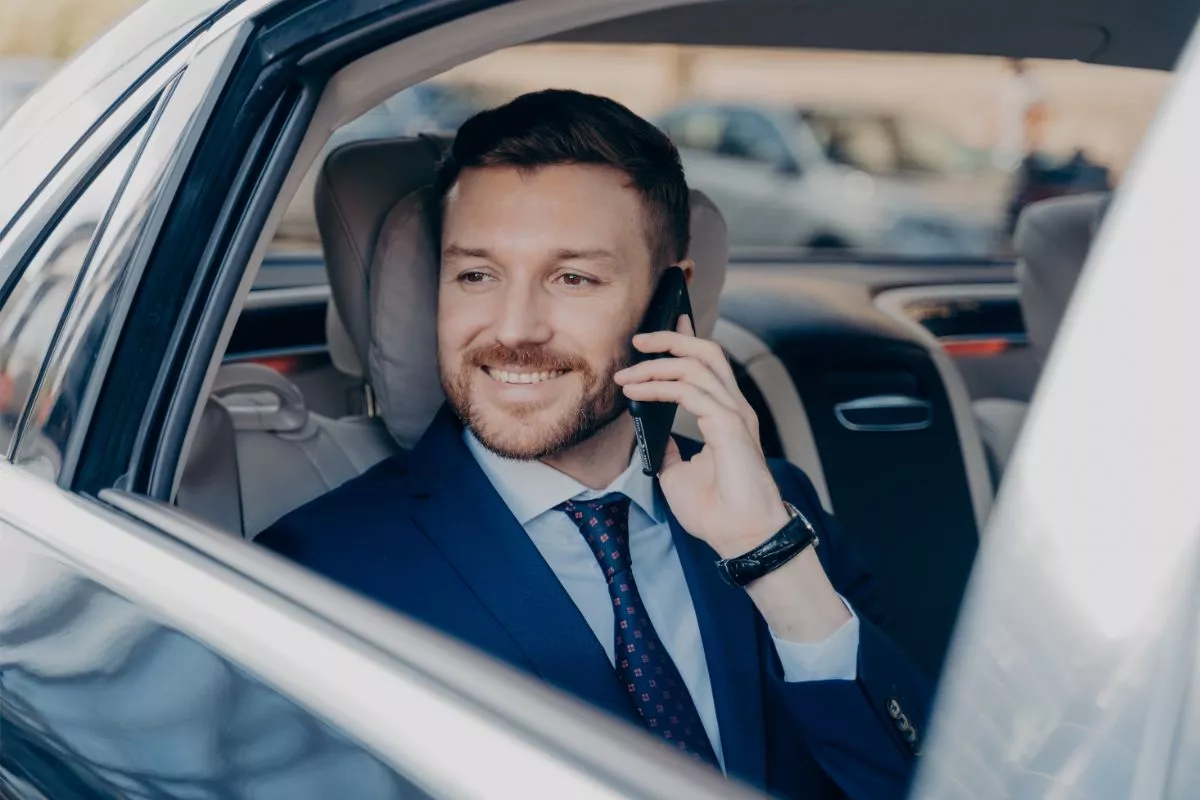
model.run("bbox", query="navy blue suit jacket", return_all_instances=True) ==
[258,407,930,799]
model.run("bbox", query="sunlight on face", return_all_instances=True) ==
[437,164,655,460]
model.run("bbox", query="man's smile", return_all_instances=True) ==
[482,366,570,385]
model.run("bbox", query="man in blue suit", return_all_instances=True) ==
[258,89,930,799]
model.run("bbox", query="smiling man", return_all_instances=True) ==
[258,89,930,799]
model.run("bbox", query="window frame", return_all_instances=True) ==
[8,82,174,474]
[0,109,158,463]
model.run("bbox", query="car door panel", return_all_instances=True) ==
[0,498,429,799]
[875,284,1039,403]
[3,452,749,799]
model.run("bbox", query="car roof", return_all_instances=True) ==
[551,0,1196,70]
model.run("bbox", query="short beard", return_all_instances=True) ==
[441,341,632,461]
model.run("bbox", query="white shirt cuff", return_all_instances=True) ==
[770,594,860,682]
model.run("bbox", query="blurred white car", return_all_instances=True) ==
[657,102,1005,257]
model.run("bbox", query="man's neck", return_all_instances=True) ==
[542,414,637,490]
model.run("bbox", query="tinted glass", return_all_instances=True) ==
[0,123,145,460]
[0,523,431,799]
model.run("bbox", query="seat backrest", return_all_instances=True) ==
[1015,192,1111,366]
[176,397,244,535]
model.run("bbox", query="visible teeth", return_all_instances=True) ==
[489,369,565,384]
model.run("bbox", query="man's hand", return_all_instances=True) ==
[615,315,789,558]
[614,316,851,643]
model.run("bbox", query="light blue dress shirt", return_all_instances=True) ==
[465,430,860,771]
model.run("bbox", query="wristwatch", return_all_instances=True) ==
[715,501,819,587]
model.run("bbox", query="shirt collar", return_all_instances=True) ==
[464,429,662,526]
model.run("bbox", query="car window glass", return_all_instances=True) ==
[0,123,146,460]
[1,530,434,799]
[719,111,790,166]
[14,61,225,481]
[261,47,1162,265]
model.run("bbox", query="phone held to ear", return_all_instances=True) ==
[629,266,693,476]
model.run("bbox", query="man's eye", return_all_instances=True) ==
[459,271,492,284]
[558,273,595,287]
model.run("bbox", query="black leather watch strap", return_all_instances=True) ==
[715,502,819,587]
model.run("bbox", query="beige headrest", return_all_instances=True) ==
[315,135,450,380]
[316,137,729,446]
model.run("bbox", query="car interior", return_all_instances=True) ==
[159,0,1159,685]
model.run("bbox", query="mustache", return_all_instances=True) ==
[466,343,590,373]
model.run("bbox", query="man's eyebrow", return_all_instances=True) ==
[442,244,491,260]
[442,245,621,265]
[552,248,619,264]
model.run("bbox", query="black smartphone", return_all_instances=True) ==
[628,266,693,476]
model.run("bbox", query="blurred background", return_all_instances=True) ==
[0,0,1172,261]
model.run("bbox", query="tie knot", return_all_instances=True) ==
[557,492,632,580]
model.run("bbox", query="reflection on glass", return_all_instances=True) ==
[0,124,144,461]
[0,531,428,799]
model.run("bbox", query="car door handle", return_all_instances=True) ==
[834,395,933,432]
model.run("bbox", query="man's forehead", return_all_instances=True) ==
[445,163,640,209]
[440,164,653,262]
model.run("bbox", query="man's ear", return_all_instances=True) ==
[676,258,696,285]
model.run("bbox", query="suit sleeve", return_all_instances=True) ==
[764,461,932,800]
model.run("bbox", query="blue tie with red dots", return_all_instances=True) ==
[557,493,718,767]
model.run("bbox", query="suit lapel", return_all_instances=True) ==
[407,409,639,725]
[664,489,768,787]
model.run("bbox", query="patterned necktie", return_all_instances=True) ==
[557,492,718,766]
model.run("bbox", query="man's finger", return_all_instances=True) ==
[622,380,747,441]
[633,330,739,396]
[615,357,741,412]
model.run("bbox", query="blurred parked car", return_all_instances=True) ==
[657,102,1005,258]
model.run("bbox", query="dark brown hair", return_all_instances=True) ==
[433,89,690,266]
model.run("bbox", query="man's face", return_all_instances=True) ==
[438,164,656,460]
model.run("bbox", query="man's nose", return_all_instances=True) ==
[493,281,552,347]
